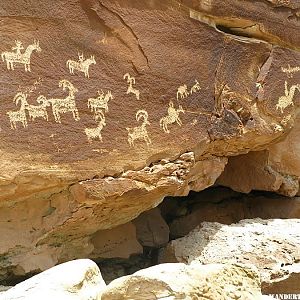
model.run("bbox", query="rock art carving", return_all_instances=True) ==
[177,84,189,100]
[1,40,41,72]
[87,90,113,120]
[281,65,300,78]
[124,73,140,100]
[66,53,96,78]
[85,111,106,143]
[127,110,151,147]
[7,92,28,129]
[46,79,80,123]
[25,95,50,121]
[160,101,185,133]
[276,81,300,113]
[190,80,201,94]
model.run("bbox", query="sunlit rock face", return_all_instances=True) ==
[1,0,300,278]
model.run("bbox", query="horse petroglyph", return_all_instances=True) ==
[190,80,201,94]
[127,110,151,147]
[276,81,300,113]
[1,40,41,72]
[160,101,185,133]
[124,73,140,100]
[45,79,80,123]
[67,53,96,78]
[177,84,189,100]
[85,111,107,143]
[87,90,113,120]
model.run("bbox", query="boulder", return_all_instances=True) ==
[0,259,106,300]
[101,262,264,300]
[133,208,169,248]
[161,219,300,294]
[1,0,300,278]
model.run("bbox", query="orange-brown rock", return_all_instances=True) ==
[1,0,300,279]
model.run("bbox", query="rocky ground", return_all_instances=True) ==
[1,0,300,298]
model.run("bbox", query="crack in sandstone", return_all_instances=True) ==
[98,0,150,70]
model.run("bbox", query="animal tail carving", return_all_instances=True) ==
[1,52,5,62]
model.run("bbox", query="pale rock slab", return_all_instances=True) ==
[0,259,106,300]
[161,219,300,294]
[101,262,264,300]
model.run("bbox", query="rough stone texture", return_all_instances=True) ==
[133,208,169,248]
[101,262,264,300]
[161,219,300,294]
[219,115,300,196]
[90,222,142,259]
[0,259,106,300]
[169,193,300,238]
[1,0,300,277]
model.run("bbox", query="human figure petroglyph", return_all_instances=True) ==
[66,53,96,78]
[88,90,113,119]
[85,111,106,143]
[190,80,201,94]
[160,101,185,133]
[127,110,151,147]
[177,84,189,100]
[45,79,80,123]
[276,81,300,113]
[124,73,140,100]
[1,40,41,72]
[6,92,28,129]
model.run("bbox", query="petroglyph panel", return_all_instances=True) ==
[276,81,300,113]
[127,110,151,147]
[85,111,107,143]
[160,101,185,133]
[66,53,96,78]
[124,73,140,100]
[281,65,300,78]
[87,90,113,120]
[1,40,41,72]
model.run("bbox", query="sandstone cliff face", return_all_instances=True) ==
[1,0,300,278]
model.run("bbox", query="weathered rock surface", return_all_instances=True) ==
[169,192,300,237]
[90,222,142,259]
[219,114,300,196]
[101,262,264,300]
[133,208,169,248]
[161,219,300,294]
[0,259,106,300]
[1,0,300,278]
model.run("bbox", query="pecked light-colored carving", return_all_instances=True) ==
[160,101,185,133]
[6,92,28,129]
[87,90,113,120]
[1,40,41,72]
[177,84,189,100]
[190,79,201,94]
[276,81,300,113]
[85,111,106,143]
[46,79,80,123]
[123,73,140,100]
[126,110,151,147]
[281,65,300,78]
[25,95,50,121]
[66,53,96,78]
